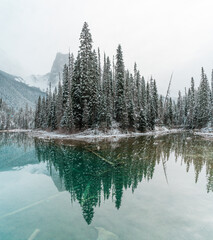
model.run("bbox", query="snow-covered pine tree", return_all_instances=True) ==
[183,88,188,126]
[177,91,183,126]
[146,81,155,130]
[133,63,141,115]
[88,50,99,127]
[101,54,109,129]
[68,52,74,90]
[72,22,96,129]
[168,98,173,126]
[82,100,89,129]
[188,78,195,128]
[106,56,113,127]
[197,68,210,128]
[47,85,53,129]
[138,109,146,132]
[125,71,136,130]
[72,54,83,129]
[5,112,10,130]
[62,64,69,108]
[150,77,157,126]
[61,94,75,132]
[112,55,116,117]
[102,54,113,128]
[158,95,164,124]
[211,70,213,126]
[79,22,93,109]
[50,89,57,131]
[56,80,63,127]
[35,96,42,128]
[115,44,126,126]
[140,76,147,128]
[39,96,46,129]
[152,79,158,120]
[97,48,102,92]
[141,76,146,110]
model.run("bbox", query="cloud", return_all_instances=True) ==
[1,0,213,95]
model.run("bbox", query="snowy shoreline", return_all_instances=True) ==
[194,131,213,140]
[0,127,186,142]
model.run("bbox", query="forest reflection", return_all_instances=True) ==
[0,132,33,149]
[0,133,36,169]
[34,133,213,225]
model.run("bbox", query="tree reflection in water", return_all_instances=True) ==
[34,133,213,225]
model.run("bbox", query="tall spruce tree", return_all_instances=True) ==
[50,90,57,131]
[72,54,83,129]
[188,78,195,128]
[197,68,210,128]
[79,22,93,109]
[88,50,99,127]
[35,96,42,128]
[115,44,126,127]
[62,64,69,108]
[152,79,158,120]
[211,70,213,126]
[102,55,113,128]
[61,94,75,132]
[126,71,136,129]
[146,81,155,130]
[56,80,63,126]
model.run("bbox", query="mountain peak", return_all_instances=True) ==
[49,52,69,85]
[0,70,45,109]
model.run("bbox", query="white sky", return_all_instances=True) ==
[1,0,213,95]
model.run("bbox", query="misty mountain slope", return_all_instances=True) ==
[24,73,50,92]
[48,52,69,86]
[0,70,45,109]
[24,52,68,91]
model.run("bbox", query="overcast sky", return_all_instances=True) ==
[1,0,213,95]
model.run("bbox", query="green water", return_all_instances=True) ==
[0,132,213,240]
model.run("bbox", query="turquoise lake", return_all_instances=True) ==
[0,132,213,240]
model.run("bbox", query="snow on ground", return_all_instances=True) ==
[194,127,213,139]
[0,126,185,142]
[14,77,25,83]
[23,74,49,92]
[0,129,31,133]
[3,127,213,142]
[30,127,184,142]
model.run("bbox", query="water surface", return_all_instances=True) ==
[0,132,213,239]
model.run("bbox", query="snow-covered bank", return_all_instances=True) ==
[194,127,213,139]
[28,127,185,142]
[0,129,31,133]
[0,127,186,142]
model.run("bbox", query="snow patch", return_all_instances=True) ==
[194,127,213,139]
[29,128,184,142]
[14,77,25,83]
[23,74,49,92]
[0,127,185,142]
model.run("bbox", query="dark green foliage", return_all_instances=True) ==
[146,82,155,130]
[196,68,210,128]
[115,44,126,123]
[72,54,83,129]
[33,23,161,133]
[82,100,89,129]
[0,99,34,130]
[34,23,213,133]
[35,96,42,128]
[62,64,69,107]
[138,109,146,132]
